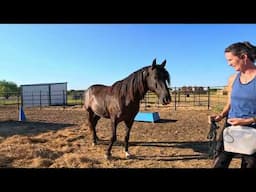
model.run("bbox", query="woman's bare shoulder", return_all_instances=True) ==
[227,73,238,91]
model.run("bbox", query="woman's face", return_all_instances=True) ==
[225,52,243,71]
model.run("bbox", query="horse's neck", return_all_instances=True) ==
[133,85,149,102]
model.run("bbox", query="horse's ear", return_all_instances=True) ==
[161,60,166,68]
[152,58,157,69]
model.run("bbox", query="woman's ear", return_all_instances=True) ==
[240,54,247,60]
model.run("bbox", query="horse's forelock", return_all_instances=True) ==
[156,66,170,86]
[165,70,170,85]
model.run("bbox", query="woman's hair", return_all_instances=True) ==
[225,41,256,62]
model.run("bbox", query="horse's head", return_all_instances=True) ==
[146,58,171,105]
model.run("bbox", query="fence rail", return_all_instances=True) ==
[0,86,227,111]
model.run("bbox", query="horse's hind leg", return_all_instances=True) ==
[124,120,134,159]
[88,109,100,146]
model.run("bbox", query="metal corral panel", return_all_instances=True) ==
[50,83,67,105]
[21,84,49,107]
[21,82,67,107]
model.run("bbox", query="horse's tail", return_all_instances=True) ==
[83,88,90,110]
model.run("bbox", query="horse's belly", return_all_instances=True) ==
[98,113,110,118]
[93,107,110,118]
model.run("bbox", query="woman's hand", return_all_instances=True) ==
[227,118,254,126]
[209,114,224,123]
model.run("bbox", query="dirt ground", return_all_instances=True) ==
[0,105,241,168]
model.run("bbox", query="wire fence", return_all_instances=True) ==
[140,86,227,111]
[0,86,228,111]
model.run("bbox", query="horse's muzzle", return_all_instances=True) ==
[161,95,171,105]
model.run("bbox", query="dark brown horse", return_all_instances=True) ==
[84,59,171,159]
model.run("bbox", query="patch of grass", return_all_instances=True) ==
[211,104,225,113]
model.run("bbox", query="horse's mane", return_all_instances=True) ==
[111,65,170,104]
[111,66,148,103]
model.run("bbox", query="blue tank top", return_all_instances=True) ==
[228,72,256,118]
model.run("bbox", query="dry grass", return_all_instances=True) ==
[0,104,242,168]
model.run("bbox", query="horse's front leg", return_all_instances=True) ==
[105,119,117,160]
[124,119,134,159]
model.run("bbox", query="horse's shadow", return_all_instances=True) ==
[157,119,177,123]
[0,120,76,138]
[130,141,210,161]
[96,139,211,161]
[135,118,177,123]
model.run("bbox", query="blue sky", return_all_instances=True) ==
[1,24,255,90]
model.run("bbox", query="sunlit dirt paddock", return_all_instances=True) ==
[0,105,241,168]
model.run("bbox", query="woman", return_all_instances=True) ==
[211,41,256,168]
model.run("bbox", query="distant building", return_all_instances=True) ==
[21,82,67,107]
[216,86,228,95]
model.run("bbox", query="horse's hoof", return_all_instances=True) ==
[92,142,97,146]
[104,154,112,160]
[125,152,133,159]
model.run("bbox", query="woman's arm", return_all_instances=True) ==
[210,73,236,122]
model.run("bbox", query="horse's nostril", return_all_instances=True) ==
[164,97,170,104]
[162,98,170,105]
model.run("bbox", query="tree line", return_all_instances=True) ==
[0,80,19,99]
[0,80,84,100]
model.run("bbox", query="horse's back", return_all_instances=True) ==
[86,84,112,97]
[84,84,112,116]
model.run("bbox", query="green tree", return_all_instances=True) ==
[0,80,18,99]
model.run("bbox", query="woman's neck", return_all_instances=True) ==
[241,62,256,75]
[240,64,256,83]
